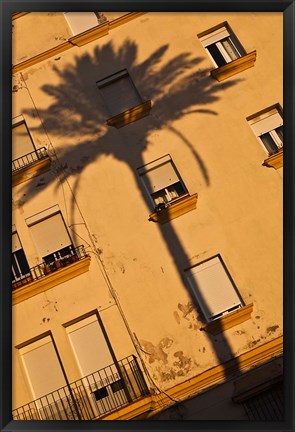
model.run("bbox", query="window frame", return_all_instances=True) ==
[198,22,246,69]
[185,254,244,323]
[197,22,256,82]
[138,154,189,210]
[247,104,283,169]
[96,69,152,128]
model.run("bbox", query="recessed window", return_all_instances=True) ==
[26,206,74,264]
[12,229,31,287]
[97,69,143,118]
[12,116,51,185]
[138,154,188,211]
[198,22,246,68]
[247,104,283,156]
[185,255,243,322]
[19,335,67,402]
[198,22,256,82]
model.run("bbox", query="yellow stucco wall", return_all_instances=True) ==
[12,12,283,414]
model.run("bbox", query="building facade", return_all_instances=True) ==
[11,12,283,421]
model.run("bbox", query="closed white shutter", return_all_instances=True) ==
[12,232,22,252]
[20,336,66,400]
[12,122,35,160]
[250,112,283,136]
[186,256,242,321]
[139,156,180,194]
[67,315,114,378]
[64,12,99,35]
[200,27,229,47]
[98,73,142,116]
[28,213,72,258]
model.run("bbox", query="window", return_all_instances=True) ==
[65,314,128,413]
[64,12,106,35]
[19,335,67,401]
[247,105,283,156]
[12,115,51,185]
[12,229,31,285]
[185,255,243,322]
[12,117,36,162]
[96,69,152,128]
[138,154,188,210]
[66,314,114,377]
[198,22,256,81]
[97,69,143,117]
[198,23,245,68]
[26,205,73,264]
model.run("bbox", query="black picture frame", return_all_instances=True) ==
[1,1,294,431]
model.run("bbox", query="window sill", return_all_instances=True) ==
[200,303,253,335]
[12,156,51,187]
[106,100,152,128]
[12,257,91,305]
[210,51,257,82]
[262,149,283,169]
[148,193,198,224]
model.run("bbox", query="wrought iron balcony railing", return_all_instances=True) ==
[12,355,149,420]
[12,147,49,173]
[12,245,88,290]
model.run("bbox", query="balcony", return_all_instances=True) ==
[12,147,51,186]
[12,356,150,421]
[12,245,91,305]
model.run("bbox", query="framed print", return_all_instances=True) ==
[1,1,294,431]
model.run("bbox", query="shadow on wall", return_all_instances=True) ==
[19,39,242,385]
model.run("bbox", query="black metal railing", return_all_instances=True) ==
[12,355,149,420]
[12,245,88,290]
[12,147,49,173]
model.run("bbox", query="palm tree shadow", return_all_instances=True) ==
[21,39,242,387]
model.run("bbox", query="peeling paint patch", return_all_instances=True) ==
[140,337,173,364]
[173,351,192,371]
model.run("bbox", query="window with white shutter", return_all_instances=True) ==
[138,154,188,210]
[12,120,35,161]
[64,12,106,35]
[185,255,243,322]
[26,206,73,263]
[247,105,283,156]
[198,23,246,68]
[19,335,67,401]
[97,69,142,117]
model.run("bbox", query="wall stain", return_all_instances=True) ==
[266,325,279,334]
[140,337,173,364]
[173,311,181,325]
[178,301,195,319]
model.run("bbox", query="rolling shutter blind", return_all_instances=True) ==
[67,315,114,378]
[12,123,35,160]
[12,232,22,252]
[200,27,229,47]
[139,156,180,194]
[186,257,242,321]
[64,12,99,35]
[28,213,72,258]
[20,336,66,400]
[250,112,283,136]
[98,74,142,116]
